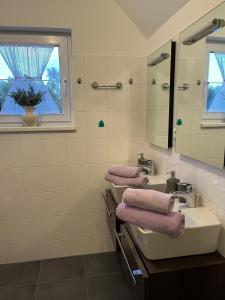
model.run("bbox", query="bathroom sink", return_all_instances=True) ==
[129,207,221,260]
[110,175,166,203]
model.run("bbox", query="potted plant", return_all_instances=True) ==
[10,85,45,126]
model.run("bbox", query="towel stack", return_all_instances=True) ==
[105,165,148,187]
[116,188,185,238]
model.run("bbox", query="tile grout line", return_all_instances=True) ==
[85,271,122,279]
[32,271,122,285]
[84,255,90,300]
[0,283,38,290]
[38,276,88,285]
[34,260,43,300]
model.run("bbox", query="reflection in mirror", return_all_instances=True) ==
[206,38,225,114]
[182,19,225,45]
[176,2,225,169]
[146,40,176,149]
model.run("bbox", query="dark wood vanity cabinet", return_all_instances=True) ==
[122,224,225,300]
[103,189,121,247]
[104,189,225,300]
[103,190,149,299]
[118,225,149,300]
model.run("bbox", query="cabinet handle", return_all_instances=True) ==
[177,83,189,90]
[114,229,137,285]
[102,192,115,217]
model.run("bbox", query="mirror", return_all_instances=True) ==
[176,2,225,169]
[146,40,176,149]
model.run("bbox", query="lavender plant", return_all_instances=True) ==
[10,85,45,107]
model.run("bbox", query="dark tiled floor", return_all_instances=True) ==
[36,278,87,300]
[0,252,132,300]
[0,261,41,287]
[39,256,85,282]
[87,273,131,300]
[85,252,121,277]
[0,285,36,300]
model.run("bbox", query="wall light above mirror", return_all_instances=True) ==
[182,18,225,46]
[147,52,170,66]
[146,40,176,149]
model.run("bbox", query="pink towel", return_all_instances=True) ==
[105,172,148,187]
[116,202,185,238]
[108,165,141,178]
[123,188,175,214]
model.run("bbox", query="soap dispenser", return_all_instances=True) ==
[166,171,180,193]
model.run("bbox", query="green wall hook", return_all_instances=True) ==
[98,120,105,128]
[176,118,183,126]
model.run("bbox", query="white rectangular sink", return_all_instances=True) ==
[129,207,221,260]
[110,175,166,203]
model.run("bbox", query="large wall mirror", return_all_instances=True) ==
[146,40,176,149]
[176,2,225,169]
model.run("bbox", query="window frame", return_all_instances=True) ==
[202,41,225,125]
[0,32,74,130]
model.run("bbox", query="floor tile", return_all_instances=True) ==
[85,251,121,277]
[0,285,36,300]
[86,273,131,300]
[36,277,88,300]
[0,261,41,287]
[39,256,84,282]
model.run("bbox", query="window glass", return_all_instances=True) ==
[207,52,225,113]
[0,45,61,115]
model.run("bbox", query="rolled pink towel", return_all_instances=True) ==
[108,165,141,178]
[105,172,148,187]
[116,202,185,238]
[123,188,175,214]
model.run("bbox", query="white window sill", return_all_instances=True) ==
[201,121,225,128]
[0,125,76,132]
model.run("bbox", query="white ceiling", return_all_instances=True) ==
[114,0,190,38]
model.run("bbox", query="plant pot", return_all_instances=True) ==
[23,106,38,127]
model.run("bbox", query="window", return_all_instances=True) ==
[0,31,74,130]
[207,52,225,113]
[203,39,225,126]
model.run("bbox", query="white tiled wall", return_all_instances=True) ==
[1,52,224,263]
[0,55,147,264]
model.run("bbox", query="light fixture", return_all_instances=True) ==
[147,53,169,67]
[183,18,225,45]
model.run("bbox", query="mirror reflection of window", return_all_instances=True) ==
[207,52,225,113]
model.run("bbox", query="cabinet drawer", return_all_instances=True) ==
[102,190,118,246]
[116,224,149,300]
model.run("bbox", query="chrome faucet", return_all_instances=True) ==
[173,183,197,208]
[137,153,155,176]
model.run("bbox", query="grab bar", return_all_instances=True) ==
[114,229,137,285]
[177,83,190,90]
[91,81,123,90]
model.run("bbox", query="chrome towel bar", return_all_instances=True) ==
[177,83,190,90]
[91,81,123,90]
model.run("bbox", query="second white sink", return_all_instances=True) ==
[129,207,221,260]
